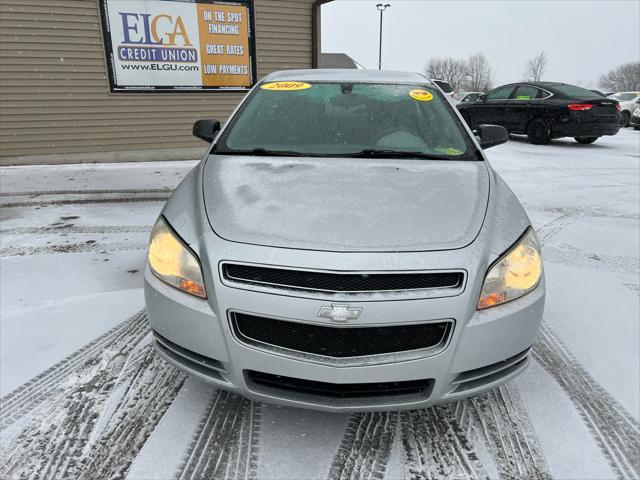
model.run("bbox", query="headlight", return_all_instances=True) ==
[633,108,640,116]
[478,228,542,309]
[147,217,206,298]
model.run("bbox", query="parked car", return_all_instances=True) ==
[457,82,621,144]
[455,92,485,104]
[630,107,640,130]
[607,91,640,127]
[144,69,545,412]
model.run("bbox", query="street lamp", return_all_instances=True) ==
[376,3,390,70]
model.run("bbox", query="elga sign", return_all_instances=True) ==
[100,0,256,91]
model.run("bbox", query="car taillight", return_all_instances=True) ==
[615,103,621,112]
[567,104,593,111]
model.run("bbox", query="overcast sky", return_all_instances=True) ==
[321,0,640,89]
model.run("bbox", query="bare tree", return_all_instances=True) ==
[424,57,468,92]
[598,62,640,92]
[523,51,548,82]
[462,53,493,92]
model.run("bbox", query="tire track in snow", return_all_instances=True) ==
[0,225,151,235]
[0,310,148,430]
[328,387,548,480]
[178,391,261,480]
[536,209,588,242]
[457,384,551,480]
[75,347,186,480]
[535,208,638,274]
[534,324,640,479]
[1,240,147,257]
[401,407,489,480]
[327,411,399,480]
[541,244,639,275]
[327,388,547,480]
[0,195,169,208]
[535,211,640,477]
[0,188,172,197]
[0,331,179,479]
[526,205,639,221]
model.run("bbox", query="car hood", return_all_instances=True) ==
[202,155,490,252]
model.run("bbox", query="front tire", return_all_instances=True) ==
[620,111,630,127]
[575,136,599,144]
[526,118,552,145]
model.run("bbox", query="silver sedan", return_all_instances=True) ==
[144,69,545,412]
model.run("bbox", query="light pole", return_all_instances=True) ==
[376,3,390,70]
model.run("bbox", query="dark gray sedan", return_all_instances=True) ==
[458,82,620,144]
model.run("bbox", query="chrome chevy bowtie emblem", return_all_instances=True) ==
[317,304,362,323]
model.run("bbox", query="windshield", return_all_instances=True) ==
[215,82,476,159]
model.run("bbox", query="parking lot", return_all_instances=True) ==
[1,129,638,479]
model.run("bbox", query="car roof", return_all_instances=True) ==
[494,81,565,89]
[524,81,565,87]
[495,81,593,95]
[262,69,431,85]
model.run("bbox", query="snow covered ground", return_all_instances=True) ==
[1,129,638,480]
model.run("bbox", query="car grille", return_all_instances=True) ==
[231,312,452,358]
[246,370,434,399]
[222,263,463,294]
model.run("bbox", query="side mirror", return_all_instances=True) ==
[478,94,487,102]
[193,119,221,143]
[477,124,508,149]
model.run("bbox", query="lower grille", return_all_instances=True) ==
[222,263,463,294]
[247,370,434,399]
[231,312,452,358]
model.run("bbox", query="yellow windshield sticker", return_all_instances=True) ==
[437,147,464,156]
[517,95,531,100]
[260,81,311,91]
[410,89,433,101]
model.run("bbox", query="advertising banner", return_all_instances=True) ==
[100,0,256,91]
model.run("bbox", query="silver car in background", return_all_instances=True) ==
[144,69,545,412]
[455,91,485,104]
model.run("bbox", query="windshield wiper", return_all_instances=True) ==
[214,148,308,157]
[353,149,451,160]
[212,147,453,159]
[250,148,309,157]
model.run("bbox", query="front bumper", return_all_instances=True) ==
[145,253,545,412]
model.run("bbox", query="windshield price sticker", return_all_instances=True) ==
[410,89,433,101]
[261,81,312,91]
